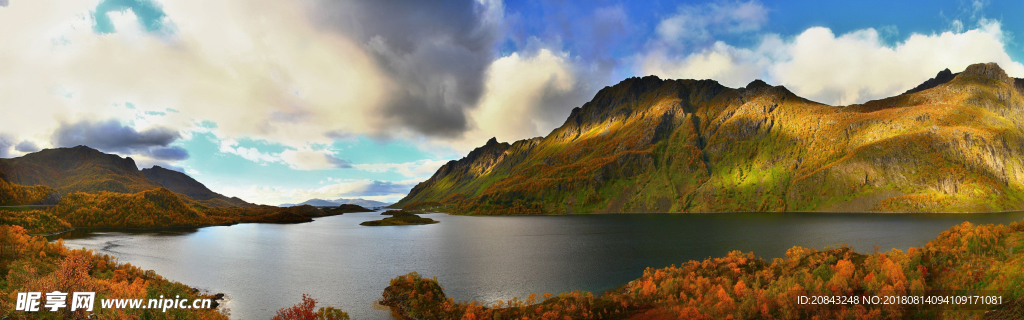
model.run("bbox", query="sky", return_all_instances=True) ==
[2,0,1024,205]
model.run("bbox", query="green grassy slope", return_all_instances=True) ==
[395,62,1024,214]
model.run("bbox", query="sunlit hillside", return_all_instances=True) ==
[396,63,1024,214]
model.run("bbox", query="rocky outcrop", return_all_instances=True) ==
[903,68,957,95]
[958,62,1015,85]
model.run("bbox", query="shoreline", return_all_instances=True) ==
[419,209,1024,217]
[40,210,365,238]
[29,228,75,237]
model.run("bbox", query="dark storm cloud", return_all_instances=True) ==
[51,119,189,160]
[148,146,190,160]
[14,140,40,153]
[311,0,502,138]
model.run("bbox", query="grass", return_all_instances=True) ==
[399,66,1024,215]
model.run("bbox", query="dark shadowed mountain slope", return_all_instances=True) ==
[902,68,958,95]
[142,166,252,207]
[0,146,160,195]
[0,146,250,208]
[0,167,57,206]
[396,62,1024,214]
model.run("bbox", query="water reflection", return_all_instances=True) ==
[57,210,1024,320]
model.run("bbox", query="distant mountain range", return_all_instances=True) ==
[281,198,391,208]
[396,62,1024,214]
[0,145,251,208]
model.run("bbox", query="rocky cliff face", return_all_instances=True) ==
[396,62,1024,214]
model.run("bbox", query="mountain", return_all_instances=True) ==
[142,166,252,207]
[281,198,391,208]
[0,168,58,206]
[0,146,250,207]
[54,187,217,228]
[280,199,340,207]
[0,146,161,195]
[902,68,957,95]
[395,62,1024,214]
[0,148,358,229]
[334,198,391,207]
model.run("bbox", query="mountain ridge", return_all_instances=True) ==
[0,145,161,195]
[396,62,1024,214]
[0,145,251,207]
[141,165,251,207]
[281,198,391,208]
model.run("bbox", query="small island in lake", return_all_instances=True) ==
[360,211,438,226]
[323,204,375,215]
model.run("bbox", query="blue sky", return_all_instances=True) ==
[1,0,1023,205]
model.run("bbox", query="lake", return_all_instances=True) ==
[56,210,1024,319]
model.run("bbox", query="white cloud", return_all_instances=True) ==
[640,39,781,88]
[640,20,1024,106]
[656,0,767,45]
[354,159,450,179]
[0,0,389,155]
[216,179,417,206]
[217,137,352,170]
[218,139,280,164]
[279,148,350,170]
[467,49,578,145]
[0,0,602,160]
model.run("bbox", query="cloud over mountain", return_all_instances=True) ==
[14,140,40,153]
[51,119,188,160]
[641,14,1024,106]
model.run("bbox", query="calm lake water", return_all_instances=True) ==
[56,210,1024,319]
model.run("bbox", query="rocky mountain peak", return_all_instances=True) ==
[958,62,1013,85]
[484,137,499,146]
[903,68,958,95]
[936,68,954,79]
[746,79,771,90]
